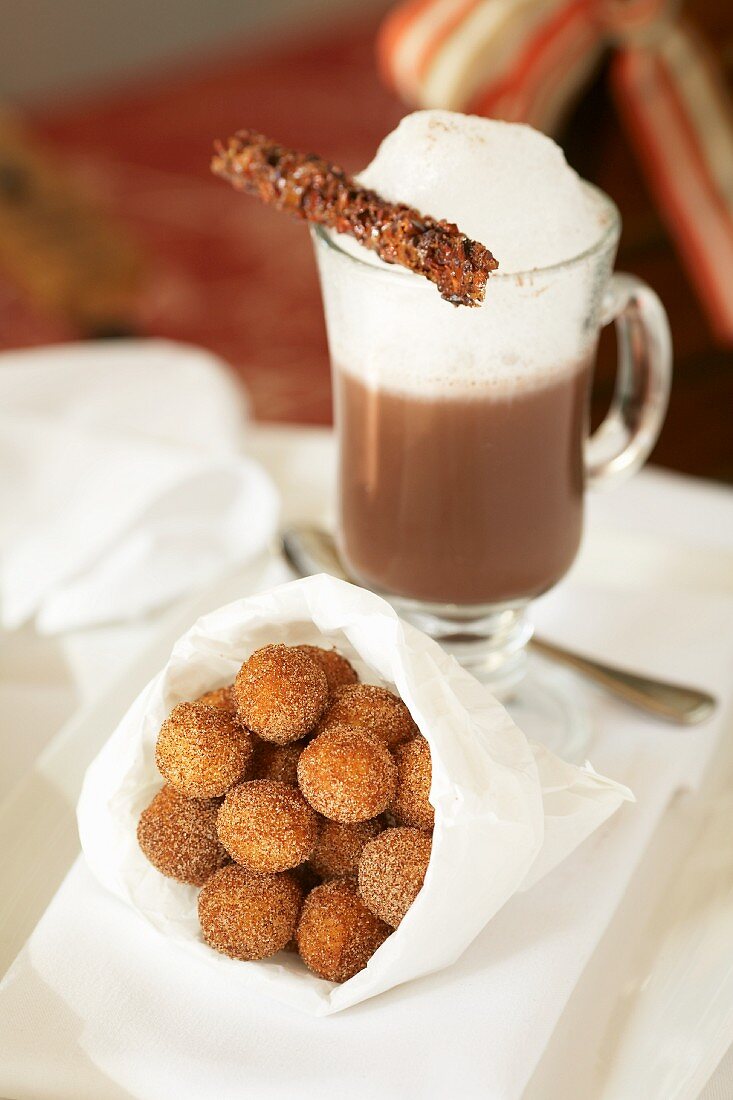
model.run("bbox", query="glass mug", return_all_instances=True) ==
[312,185,671,743]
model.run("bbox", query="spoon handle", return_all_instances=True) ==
[529,636,716,726]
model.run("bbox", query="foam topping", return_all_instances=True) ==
[358,111,604,274]
[316,112,614,396]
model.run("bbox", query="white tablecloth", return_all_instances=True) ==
[1,429,732,1099]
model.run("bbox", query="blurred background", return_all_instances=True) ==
[2,0,731,479]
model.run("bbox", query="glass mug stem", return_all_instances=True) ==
[388,597,535,694]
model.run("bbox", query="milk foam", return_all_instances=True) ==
[359,111,603,274]
[316,112,616,398]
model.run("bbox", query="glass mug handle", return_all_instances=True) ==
[586,272,672,489]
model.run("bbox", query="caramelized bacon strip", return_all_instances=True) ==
[211,129,497,306]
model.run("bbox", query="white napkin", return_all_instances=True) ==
[77,574,631,1015]
[0,340,279,634]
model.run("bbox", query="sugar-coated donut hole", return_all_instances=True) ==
[155,701,253,799]
[195,685,237,714]
[233,644,329,744]
[217,779,319,873]
[137,784,229,886]
[198,864,303,961]
[391,735,434,831]
[297,724,397,823]
[295,645,359,697]
[319,683,417,748]
[295,878,390,982]
[358,827,432,927]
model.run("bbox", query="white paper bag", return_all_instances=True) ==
[77,574,632,1015]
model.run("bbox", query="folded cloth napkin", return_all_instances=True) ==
[0,340,279,633]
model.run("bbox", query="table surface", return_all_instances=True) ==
[1,424,733,1099]
[0,5,730,480]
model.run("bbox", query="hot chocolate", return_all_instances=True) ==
[335,359,591,605]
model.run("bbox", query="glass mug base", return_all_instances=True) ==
[387,593,533,696]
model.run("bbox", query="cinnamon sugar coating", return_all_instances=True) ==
[296,645,358,696]
[295,878,390,982]
[321,684,418,749]
[309,817,383,880]
[211,130,497,307]
[233,644,329,744]
[195,685,237,714]
[217,779,319,873]
[358,827,432,927]
[391,735,434,831]
[155,701,253,799]
[298,724,397,823]
[198,864,303,961]
[137,784,229,886]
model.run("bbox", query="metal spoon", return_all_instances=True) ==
[280,525,717,726]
